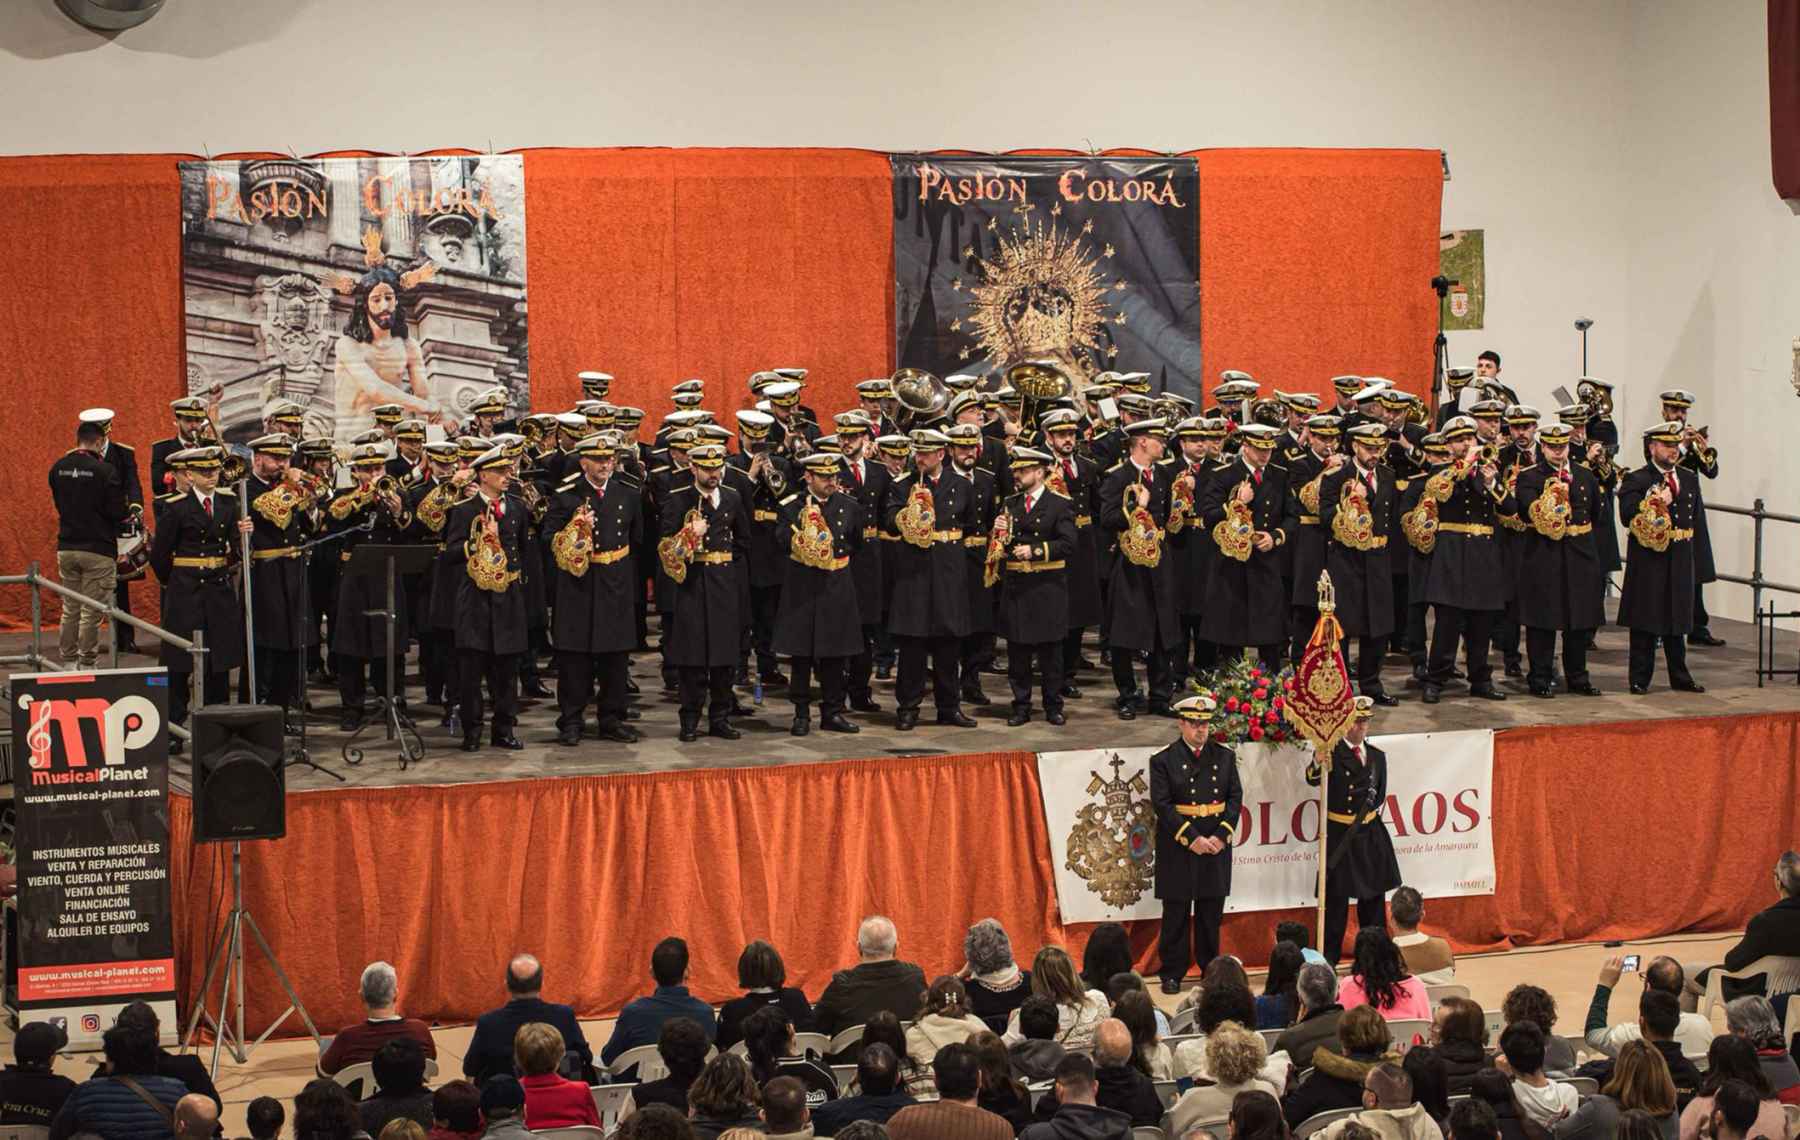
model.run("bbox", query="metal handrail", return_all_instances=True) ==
[1,563,206,741]
[1704,499,1800,613]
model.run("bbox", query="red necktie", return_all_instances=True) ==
[1560,468,1571,485]
[1352,745,1363,762]
[851,463,863,487]
[1365,470,1376,494]
[1063,459,1076,485]
[493,498,504,520]
[1664,471,1677,497]
[203,497,213,518]
[1252,468,1263,487]
[1141,467,1152,486]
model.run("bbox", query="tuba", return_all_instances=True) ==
[551,502,596,577]
[983,509,1013,587]
[1576,376,1615,419]
[1007,359,1074,433]
[891,367,948,430]
[1249,396,1287,430]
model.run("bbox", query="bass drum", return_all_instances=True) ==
[116,530,149,581]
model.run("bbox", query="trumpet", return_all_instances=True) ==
[750,449,788,497]
[1576,377,1615,419]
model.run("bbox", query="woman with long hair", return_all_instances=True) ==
[862,1011,934,1096]
[1081,923,1135,992]
[1338,928,1431,1022]
[740,1007,838,1108]
[905,976,990,1067]
[1553,1039,1678,1140]
[1114,989,1174,1080]
[687,1054,764,1140]
[717,940,815,1050]
[1003,946,1109,1053]
[1432,996,1491,1093]
[970,1030,1034,1134]
[963,919,1033,1034]
[1227,1088,1290,1140]
[1674,1035,1785,1140]
[1257,942,1305,1030]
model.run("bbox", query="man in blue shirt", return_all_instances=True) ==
[601,937,718,1068]
[464,954,594,1083]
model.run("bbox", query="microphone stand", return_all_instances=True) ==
[282,519,371,782]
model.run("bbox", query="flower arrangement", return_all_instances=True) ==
[1197,652,1298,746]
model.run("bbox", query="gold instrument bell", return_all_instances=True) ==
[891,367,948,429]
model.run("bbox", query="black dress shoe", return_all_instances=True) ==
[169,736,184,755]
[1116,702,1137,720]
[1370,692,1400,707]
[1567,683,1604,697]
[1629,683,1650,695]
[1688,632,1726,647]
[556,728,582,746]
[339,709,362,732]
[728,702,755,718]
[1671,680,1707,693]
[895,710,918,731]
[1046,710,1067,726]
[1504,662,1524,679]
[764,670,790,687]
[1528,685,1555,699]
[678,724,700,742]
[1060,684,1083,699]
[1006,709,1030,727]
[850,696,882,713]
[1073,656,1096,672]
[1470,685,1508,701]
[962,688,992,707]
[1148,702,1177,718]
[596,723,640,743]
[820,713,861,734]
[522,680,554,699]
[491,734,525,750]
[937,710,978,728]
[625,676,640,694]
[790,715,811,738]
[625,706,642,721]
[1160,978,1182,996]
[1421,684,1442,705]
[710,721,743,740]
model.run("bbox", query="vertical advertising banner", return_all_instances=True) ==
[893,155,1201,400]
[178,155,529,450]
[1037,731,1495,925]
[9,668,175,1048]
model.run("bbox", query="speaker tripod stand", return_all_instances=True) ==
[182,841,322,1077]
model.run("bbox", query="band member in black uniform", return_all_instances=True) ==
[947,422,1001,708]
[1168,416,1230,687]
[406,442,465,712]
[1327,375,1365,426]
[1306,696,1403,964]
[578,370,613,402]
[871,433,912,681]
[1398,433,1450,684]
[855,378,902,440]
[147,446,251,741]
[1573,382,1624,592]
[441,446,529,751]
[1619,422,1706,694]
[1490,405,1540,678]
[1198,424,1293,671]
[294,437,340,681]
[241,434,318,720]
[761,381,819,452]
[649,428,700,691]
[324,444,414,729]
[1560,401,1621,645]
[884,428,978,730]
[1100,419,1180,719]
[1649,389,1724,646]
[993,448,1077,726]
[1321,423,1401,704]
[1514,424,1605,698]
[1151,694,1242,994]
[731,410,790,691]
[834,412,888,714]
[1287,416,1344,665]
[660,444,752,741]
[544,432,643,745]
[1420,417,1513,704]
[775,452,865,736]
[465,387,512,438]
[1040,410,1101,690]
[948,392,1010,495]
[384,418,428,483]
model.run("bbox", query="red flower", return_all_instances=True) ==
[1284,678,1296,692]
[1265,710,1280,724]
[1270,729,1286,741]
[1253,688,1268,701]
[1272,695,1285,710]
[1224,697,1240,712]
[1249,724,1264,741]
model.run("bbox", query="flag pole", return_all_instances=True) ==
[1277,570,1352,958]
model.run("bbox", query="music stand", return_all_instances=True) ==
[339,543,437,770]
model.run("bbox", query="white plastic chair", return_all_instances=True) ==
[1426,983,1471,1003]
[1258,1028,1285,1050]
[1133,1127,1170,1140]
[832,1062,858,1087]
[828,1024,868,1054]
[795,1031,832,1054]
[1028,1080,1054,1109]
[1701,956,1800,1025]
[1385,1018,1432,1047]
[1169,1007,1197,1035]
[1153,1079,1180,1108]
[330,1061,376,1100]
[1178,1123,1229,1140]
[1294,1106,1362,1139]
[1566,1077,1599,1096]
[0,1126,51,1140]
[607,1042,668,1081]
[591,1083,635,1130]
[1484,1010,1504,1040]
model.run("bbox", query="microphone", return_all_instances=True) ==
[1574,318,1595,331]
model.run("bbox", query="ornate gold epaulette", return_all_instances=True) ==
[1049,487,1072,500]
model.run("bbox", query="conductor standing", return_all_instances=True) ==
[1151,693,1243,994]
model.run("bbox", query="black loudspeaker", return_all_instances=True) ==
[191,705,286,842]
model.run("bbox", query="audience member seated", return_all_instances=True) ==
[1283,1005,1397,1128]
[463,954,592,1083]
[816,917,930,1041]
[1583,957,1712,1059]
[1467,1068,1535,1140]
[1339,929,1433,1024]
[1674,1036,1789,1140]
[49,1016,186,1140]
[173,1093,219,1140]
[284,1078,366,1140]
[514,1022,602,1130]
[1018,1053,1132,1140]
[1259,941,1306,1030]
[718,940,815,1051]
[1111,990,1172,1080]
[322,961,439,1076]
[97,1001,221,1112]
[1696,1081,1767,1140]
[1500,986,1575,1076]
[1008,997,1069,1084]
[887,1042,1015,1140]
[1105,973,1172,1039]
[1689,853,1800,1019]
[1087,1019,1161,1127]
[1552,1038,1678,1140]
[970,1031,1034,1135]
[245,1094,286,1140]
[689,1054,766,1140]
[1176,956,1255,1014]
[763,1076,817,1140]
[1496,1023,1578,1131]
[1002,948,1110,1054]
[1177,978,1288,1093]
[1232,1089,1293,1140]
[965,920,1034,1035]
[1079,924,1137,995]
[0,1020,76,1127]
[1166,1021,1278,1138]
[426,1080,481,1140]
[626,1017,713,1120]
[1404,1048,1452,1133]
[1278,921,1330,968]
[361,1037,436,1136]
[1576,989,1701,1105]
[624,1102,703,1140]
[865,1013,937,1097]
[1315,1061,1444,1140]
[1389,889,1456,987]
[1445,1096,1500,1140]
[835,1123,893,1140]
[1431,997,1491,1094]
[746,1006,841,1108]
[604,937,720,1068]
[813,1043,917,1137]
[908,976,993,1067]
[1279,962,1349,1073]
[1722,995,1800,1105]
[477,1075,533,1140]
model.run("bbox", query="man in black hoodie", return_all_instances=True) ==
[1021,1054,1133,1140]
[1091,1020,1163,1126]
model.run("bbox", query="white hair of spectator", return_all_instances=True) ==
[1298,961,1339,1011]
[964,919,1014,975]
[1778,851,1800,897]
[858,915,898,960]
[1725,994,1784,1047]
[360,960,398,1009]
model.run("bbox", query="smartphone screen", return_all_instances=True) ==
[1621,954,1640,973]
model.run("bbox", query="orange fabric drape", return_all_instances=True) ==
[0,145,1439,628]
[167,712,1798,1038]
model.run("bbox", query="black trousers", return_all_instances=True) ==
[1389,576,1411,652]
[846,624,879,702]
[1406,602,1430,670]
[1494,599,1522,666]
[1629,630,1694,689]
[419,631,455,703]
[1290,606,1320,667]
[253,645,303,712]
[678,664,735,724]
[896,635,960,715]
[789,656,847,717]
[1006,640,1065,714]
[1176,617,1218,685]
[555,650,629,733]
[961,632,996,691]
[1112,647,1174,706]
[1692,583,1711,635]
[1428,605,1496,686]
[114,578,135,647]
[338,653,399,710]
[1526,627,1592,690]
[1158,896,1226,983]
[169,669,230,726]
[1323,895,1388,965]
[1062,627,1090,672]
[873,626,896,669]
[748,585,782,675]
[458,649,519,740]
[1346,635,1388,696]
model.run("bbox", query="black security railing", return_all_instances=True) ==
[1706,499,1800,687]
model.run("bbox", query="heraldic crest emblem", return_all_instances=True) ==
[1065,755,1157,908]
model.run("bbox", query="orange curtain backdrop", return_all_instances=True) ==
[167,712,1798,1037]
[1193,149,1443,402]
